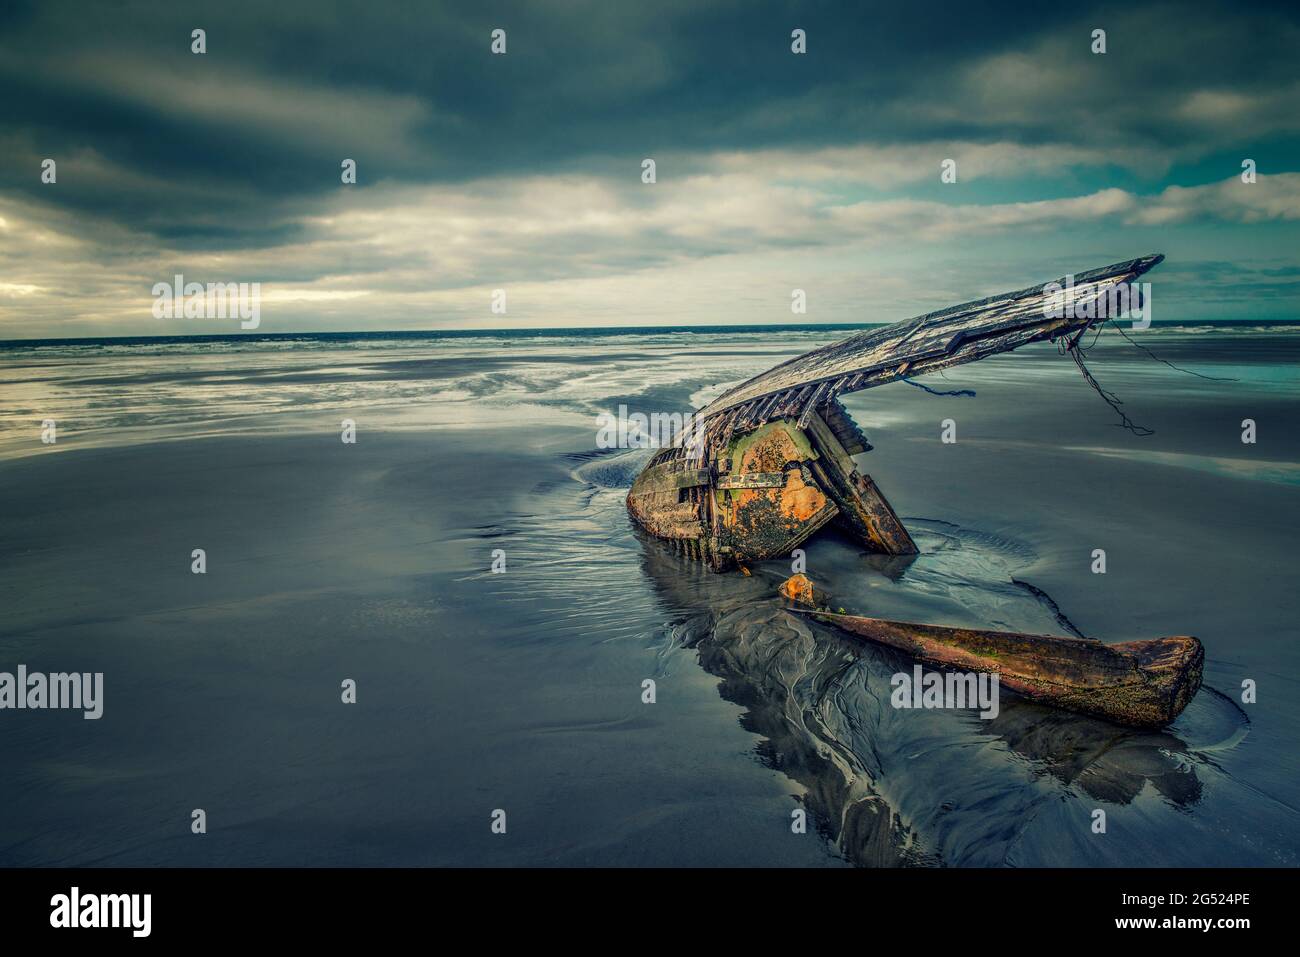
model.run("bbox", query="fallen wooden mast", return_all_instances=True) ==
[798,609,1203,729]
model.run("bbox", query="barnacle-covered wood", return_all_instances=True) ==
[806,611,1203,729]
[712,421,838,562]
[698,255,1164,422]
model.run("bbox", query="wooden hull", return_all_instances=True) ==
[626,413,914,570]
[802,611,1203,729]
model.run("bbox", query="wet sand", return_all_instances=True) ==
[0,431,844,866]
[1,327,1297,866]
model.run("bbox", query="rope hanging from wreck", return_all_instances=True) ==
[900,377,976,397]
[1058,315,1238,435]
[1061,331,1154,436]
[1104,320,1237,382]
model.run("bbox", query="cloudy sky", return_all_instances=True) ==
[1,0,1298,339]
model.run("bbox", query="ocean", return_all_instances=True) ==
[1,322,1297,866]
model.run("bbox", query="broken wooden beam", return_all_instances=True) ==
[698,255,1164,422]
[803,411,917,555]
[801,610,1203,729]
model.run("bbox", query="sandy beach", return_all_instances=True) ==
[1,326,1297,866]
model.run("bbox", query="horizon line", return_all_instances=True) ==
[2,317,1298,348]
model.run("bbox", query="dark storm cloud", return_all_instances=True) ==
[2,0,1297,247]
[2,0,1299,337]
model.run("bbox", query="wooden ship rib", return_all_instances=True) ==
[628,254,1164,571]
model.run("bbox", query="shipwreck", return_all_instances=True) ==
[628,254,1165,567]
[627,254,1205,728]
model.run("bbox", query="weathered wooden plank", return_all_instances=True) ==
[821,398,871,455]
[804,411,917,556]
[716,471,786,489]
[849,471,918,555]
[626,497,702,540]
[796,380,831,430]
[629,465,711,494]
[803,410,856,474]
[756,389,785,423]
[698,255,1163,421]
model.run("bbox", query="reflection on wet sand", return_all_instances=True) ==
[984,703,1202,807]
[638,536,1208,866]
